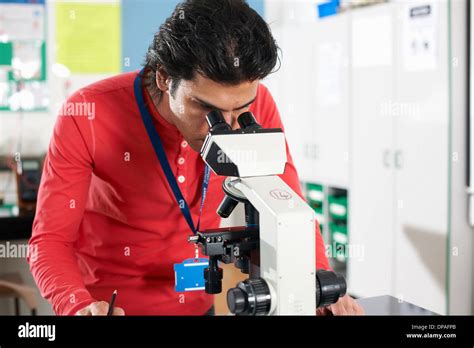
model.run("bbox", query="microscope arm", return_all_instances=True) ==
[233,175,317,314]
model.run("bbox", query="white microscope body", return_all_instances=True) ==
[193,111,345,315]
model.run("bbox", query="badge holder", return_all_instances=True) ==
[174,257,209,292]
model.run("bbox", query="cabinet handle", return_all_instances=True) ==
[305,144,318,160]
[395,150,403,169]
[383,149,391,168]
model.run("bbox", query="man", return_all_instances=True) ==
[28,0,363,316]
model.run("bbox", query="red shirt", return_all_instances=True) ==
[28,71,330,315]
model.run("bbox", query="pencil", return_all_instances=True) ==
[107,289,117,316]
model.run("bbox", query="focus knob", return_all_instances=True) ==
[316,270,347,308]
[227,278,271,316]
[227,288,247,314]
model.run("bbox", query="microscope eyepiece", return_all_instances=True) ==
[237,112,262,131]
[206,110,232,132]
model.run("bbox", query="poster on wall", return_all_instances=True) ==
[55,2,121,74]
[402,2,438,72]
[0,0,47,111]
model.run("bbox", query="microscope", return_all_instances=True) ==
[188,110,346,315]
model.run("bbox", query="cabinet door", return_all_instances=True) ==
[311,13,350,188]
[347,3,397,298]
[392,0,449,315]
[276,24,316,182]
[266,2,350,186]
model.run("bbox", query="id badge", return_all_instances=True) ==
[174,258,209,292]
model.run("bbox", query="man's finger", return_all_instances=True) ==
[330,301,348,316]
[75,307,91,316]
[112,307,125,316]
[352,302,365,315]
[344,297,364,315]
[90,301,110,316]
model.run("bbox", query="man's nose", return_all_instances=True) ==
[222,111,240,130]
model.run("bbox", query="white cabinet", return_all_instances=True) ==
[280,24,315,182]
[311,14,350,188]
[264,0,471,314]
[265,2,350,186]
[348,1,450,314]
[264,23,312,181]
[392,0,449,315]
[347,3,397,299]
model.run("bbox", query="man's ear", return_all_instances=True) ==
[156,69,171,92]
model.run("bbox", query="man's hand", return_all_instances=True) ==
[316,294,365,316]
[75,301,125,316]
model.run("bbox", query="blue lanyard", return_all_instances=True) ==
[134,69,210,235]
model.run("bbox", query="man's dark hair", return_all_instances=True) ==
[145,0,279,96]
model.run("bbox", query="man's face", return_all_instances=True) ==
[162,74,259,152]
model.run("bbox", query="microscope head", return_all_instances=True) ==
[200,110,287,177]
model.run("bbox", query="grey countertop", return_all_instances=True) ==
[357,295,437,315]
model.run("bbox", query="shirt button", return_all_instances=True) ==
[178,157,185,165]
[181,141,188,148]
[178,175,186,183]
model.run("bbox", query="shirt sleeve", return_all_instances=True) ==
[28,91,97,315]
[252,83,331,270]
